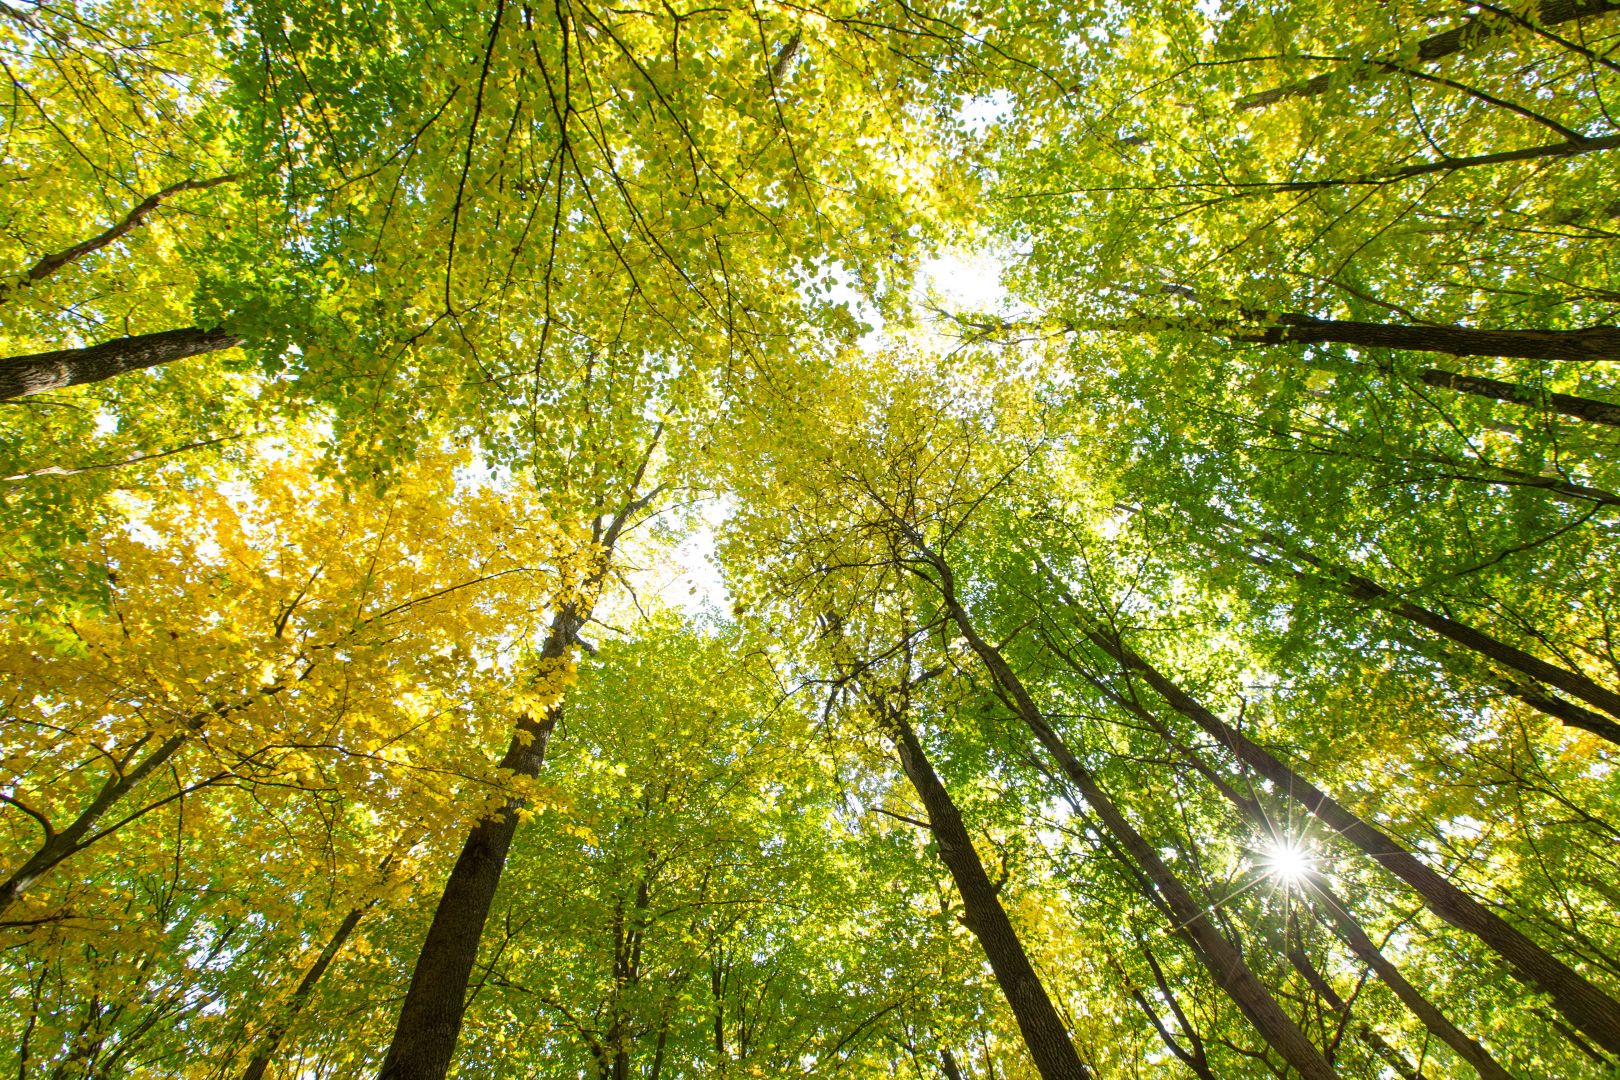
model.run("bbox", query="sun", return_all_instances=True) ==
[1261,839,1314,885]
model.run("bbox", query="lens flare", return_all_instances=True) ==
[1261,840,1313,884]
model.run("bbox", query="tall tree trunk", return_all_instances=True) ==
[0,326,242,400]
[1090,308,1620,424]
[375,612,576,1080]
[1257,314,1620,364]
[1151,716,1517,1079]
[1362,1025,1426,1080]
[905,539,1338,1080]
[1037,576,1620,1058]
[1235,527,1620,734]
[1222,135,1620,195]
[881,704,1092,1080]
[376,447,657,1080]
[648,1019,670,1080]
[241,903,371,1080]
[1237,0,1620,110]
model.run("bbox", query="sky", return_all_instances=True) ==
[617,248,1011,622]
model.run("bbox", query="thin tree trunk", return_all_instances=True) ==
[1238,528,1620,731]
[1150,714,1516,1079]
[1244,546,1620,741]
[1305,349,1620,431]
[648,1021,670,1080]
[1305,879,1514,1080]
[1126,939,1218,1080]
[1408,459,1620,511]
[649,1020,670,1080]
[0,732,186,919]
[1236,0,1620,110]
[1361,1024,1425,1080]
[939,1049,967,1080]
[1211,134,1620,196]
[1038,576,1620,1058]
[907,541,1338,1080]
[1258,314,1620,364]
[241,903,370,1080]
[1415,368,1620,428]
[712,953,727,1061]
[1068,633,1515,1079]
[0,686,278,917]
[0,174,237,302]
[375,612,575,1080]
[882,705,1092,1080]
[0,326,241,400]
[1087,308,1620,423]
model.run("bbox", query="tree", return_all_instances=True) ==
[376,460,656,1079]
[5,0,1620,1076]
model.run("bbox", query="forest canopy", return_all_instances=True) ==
[1,0,1618,1076]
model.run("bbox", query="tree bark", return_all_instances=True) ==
[1088,308,1620,425]
[241,903,370,1080]
[1045,615,1515,1078]
[1361,1024,1426,1080]
[376,443,659,1080]
[0,326,241,400]
[883,706,1093,1080]
[375,612,575,1080]
[1237,0,1620,111]
[1038,579,1620,1058]
[1208,135,1620,196]
[1259,314,1620,364]
[908,540,1338,1080]
[1415,368,1620,428]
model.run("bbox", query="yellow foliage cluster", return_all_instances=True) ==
[0,429,597,924]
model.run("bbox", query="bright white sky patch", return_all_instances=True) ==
[608,498,733,625]
[650,523,729,616]
[958,90,1013,136]
[919,249,1007,313]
